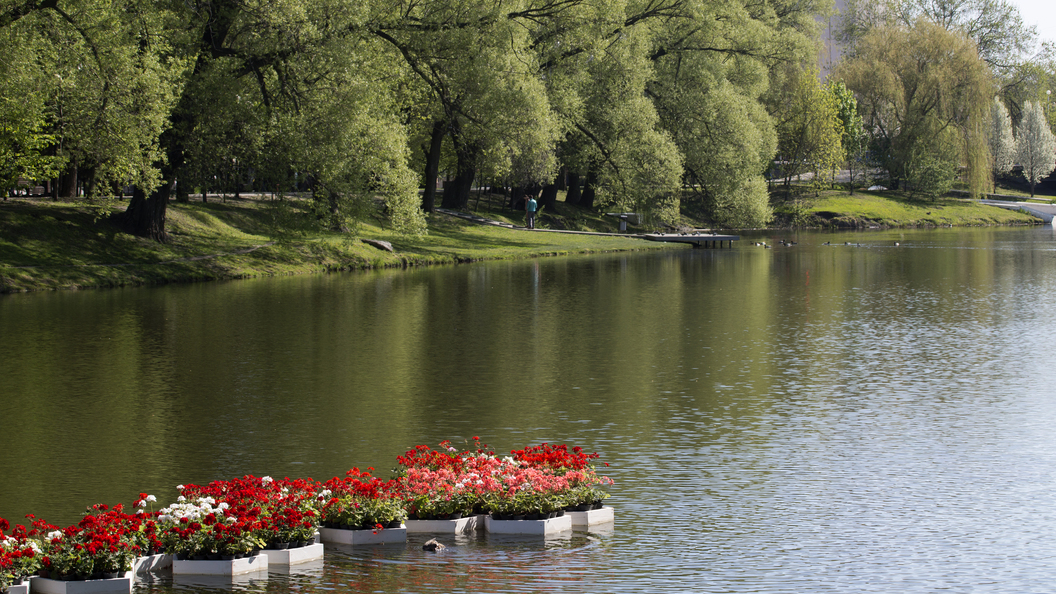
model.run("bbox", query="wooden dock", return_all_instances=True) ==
[640,233,739,249]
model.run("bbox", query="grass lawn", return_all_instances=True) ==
[778,189,1040,228]
[0,195,669,293]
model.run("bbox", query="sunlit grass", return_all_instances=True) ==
[784,190,1039,227]
[0,197,668,293]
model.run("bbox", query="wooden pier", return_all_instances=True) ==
[640,233,739,249]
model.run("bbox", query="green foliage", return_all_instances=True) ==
[0,0,840,236]
[839,20,993,198]
[774,68,844,192]
[904,132,959,200]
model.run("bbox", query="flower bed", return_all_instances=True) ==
[1,519,41,593]
[1,438,613,578]
[395,439,614,520]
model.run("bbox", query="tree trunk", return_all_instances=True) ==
[116,184,170,242]
[580,169,598,209]
[443,128,477,210]
[565,172,582,205]
[540,184,558,211]
[58,163,77,199]
[119,0,239,240]
[443,165,475,210]
[422,119,444,213]
[555,167,567,191]
[509,185,525,210]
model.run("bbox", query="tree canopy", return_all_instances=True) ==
[0,0,833,237]
[838,19,993,199]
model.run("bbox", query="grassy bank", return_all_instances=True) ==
[2,188,1043,293]
[775,189,1040,228]
[0,197,670,293]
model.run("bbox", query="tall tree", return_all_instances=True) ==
[988,96,1015,179]
[839,20,993,198]
[0,1,183,204]
[1015,101,1056,197]
[829,80,867,193]
[773,68,843,192]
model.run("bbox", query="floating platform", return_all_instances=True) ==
[641,233,739,248]
[405,515,483,534]
[566,506,615,528]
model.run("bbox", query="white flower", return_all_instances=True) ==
[261,476,273,484]
[176,485,185,490]
[46,531,63,541]
[146,494,157,503]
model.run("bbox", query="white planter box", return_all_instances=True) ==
[132,553,172,574]
[259,543,324,565]
[404,515,482,534]
[484,515,572,535]
[172,554,267,576]
[7,580,30,594]
[318,526,406,545]
[567,506,614,527]
[30,573,133,594]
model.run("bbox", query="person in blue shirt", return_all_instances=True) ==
[525,195,538,229]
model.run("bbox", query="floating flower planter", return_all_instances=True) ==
[404,515,483,534]
[2,438,615,583]
[483,515,572,535]
[567,506,614,527]
[29,573,132,594]
[318,527,406,546]
[131,553,171,575]
[259,542,324,565]
[6,580,30,594]
[171,554,267,576]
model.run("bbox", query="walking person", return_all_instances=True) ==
[525,194,538,229]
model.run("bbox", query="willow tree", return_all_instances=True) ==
[839,20,993,198]
[371,0,563,212]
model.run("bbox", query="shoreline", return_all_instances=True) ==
[1,193,1043,294]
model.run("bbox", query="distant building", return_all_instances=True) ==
[820,0,847,78]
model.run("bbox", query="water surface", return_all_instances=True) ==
[3,226,1056,593]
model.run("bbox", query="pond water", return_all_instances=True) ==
[4,226,1056,593]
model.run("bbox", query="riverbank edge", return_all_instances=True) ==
[0,199,678,294]
[771,191,1042,229]
[1,193,1042,294]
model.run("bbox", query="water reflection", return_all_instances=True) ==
[4,227,1056,592]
